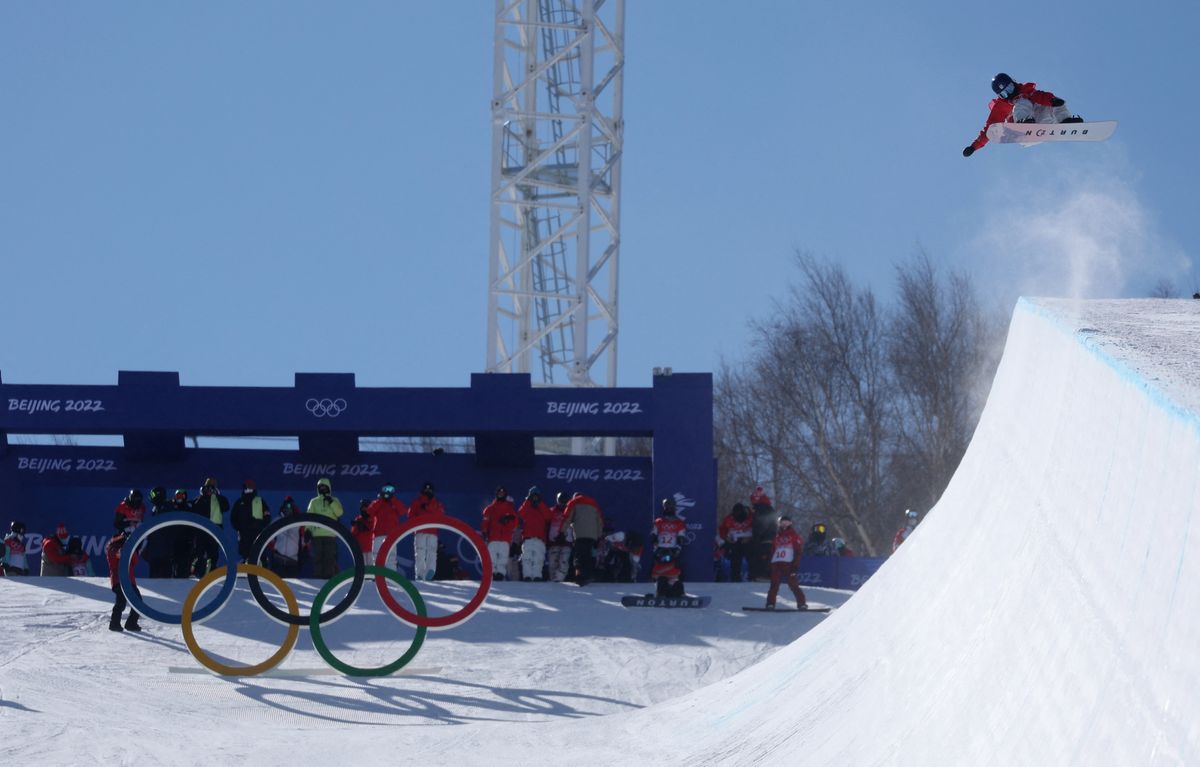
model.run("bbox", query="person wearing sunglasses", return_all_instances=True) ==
[963,72,1083,157]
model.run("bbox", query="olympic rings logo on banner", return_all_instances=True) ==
[118,512,492,677]
[305,397,347,418]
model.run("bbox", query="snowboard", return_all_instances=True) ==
[621,595,711,609]
[986,120,1116,146]
[742,603,833,613]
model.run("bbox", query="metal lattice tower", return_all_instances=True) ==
[487,0,625,387]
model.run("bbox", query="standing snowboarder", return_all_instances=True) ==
[650,498,688,598]
[764,515,807,610]
[963,72,1082,157]
[107,516,142,632]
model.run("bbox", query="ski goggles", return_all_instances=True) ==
[997,81,1016,99]
[381,485,396,495]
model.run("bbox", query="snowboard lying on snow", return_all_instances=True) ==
[742,603,833,613]
[621,595,711,608]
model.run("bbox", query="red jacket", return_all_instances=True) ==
[517,499,552,541]
[408,493,445,538]
[42,535,73,568]
[769,527,804,568]
[113,500,145,528]
[106,533,139,589]
[718,512,754,544]
[351,515,374,554]
[481,499,518,544]
[367,496,407,538]
[652,517,688,550]
[969,82,1058,151]
[893,526,915,552]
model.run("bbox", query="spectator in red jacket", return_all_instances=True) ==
[481,486,518,581]
[517,487,552,581]
[718,503,754,582]
[107,518,142,632]
[963,72,1081,156]
[764,515,806,610]
[367,483,407,570]
[409,482,445,580]
[40,522,74,576]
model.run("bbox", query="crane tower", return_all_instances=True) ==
[487,0,625,387]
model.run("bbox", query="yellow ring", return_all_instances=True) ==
[181,565,300,676]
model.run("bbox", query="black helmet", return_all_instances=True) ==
[991,72,1017,99]
[421,481,435,496]
[149,486,167,504]
[10,520,26,535]
[661,497,677,516]
[731,503,748,522]
[556,491,570,505]
[127,488,144,506]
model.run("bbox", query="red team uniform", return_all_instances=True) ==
[765,518,807,609]
[651,511,688,597]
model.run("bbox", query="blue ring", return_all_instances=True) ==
[117,512,238,625]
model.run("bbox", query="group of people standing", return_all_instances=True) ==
[479,487,606,584]
[2,521,92,577]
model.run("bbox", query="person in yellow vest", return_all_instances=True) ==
[306,478,344,578]
[190,477,229,577]
[231,479,272,564]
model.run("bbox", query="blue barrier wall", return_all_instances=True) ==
[1,371,716,580]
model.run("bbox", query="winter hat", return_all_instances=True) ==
[55,522,68,539]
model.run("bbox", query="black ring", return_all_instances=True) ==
[245,513,365,626]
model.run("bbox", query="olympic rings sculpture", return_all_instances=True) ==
[305,397,347,417]
[117,512,492,677]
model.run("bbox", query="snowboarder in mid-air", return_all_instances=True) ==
[963,73,1083,157]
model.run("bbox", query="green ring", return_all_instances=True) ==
[309,565,428,677]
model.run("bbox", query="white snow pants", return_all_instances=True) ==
[520,538,546,580]
[1011,98,1071,124]
[371,537,398,570]
[413,534,438,580]
[488,541,510,576]
[547,545,571,581]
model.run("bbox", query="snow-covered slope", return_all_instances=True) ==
[3,298,1199,765]
[656,297,1200,765]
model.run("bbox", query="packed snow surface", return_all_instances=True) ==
[3,297,1200,765]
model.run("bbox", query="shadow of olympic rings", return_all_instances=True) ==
[230,674,640,726]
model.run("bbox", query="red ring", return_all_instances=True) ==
[374,516,492,630]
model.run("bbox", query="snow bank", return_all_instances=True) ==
[658,297,1200,764]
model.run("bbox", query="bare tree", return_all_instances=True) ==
[1149,278,1177,299]
[714,249,1004,557]
[717,253,896,554]
[887,251,1004,516]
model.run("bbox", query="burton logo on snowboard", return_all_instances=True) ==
[622,595,711,608]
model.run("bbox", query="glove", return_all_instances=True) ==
[1051,97,1065,107]
[962,145,975,158]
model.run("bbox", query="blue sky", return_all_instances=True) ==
[2,1,1195,389]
